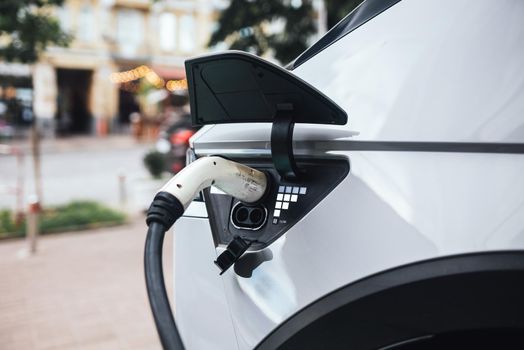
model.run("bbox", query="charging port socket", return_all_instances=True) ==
[231,202,268,230]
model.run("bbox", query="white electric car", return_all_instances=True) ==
[149,0,524,349]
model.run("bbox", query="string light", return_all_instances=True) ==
[166,79,188,92]
[109,65,152,84]
[110,66,186,91]
[145,71,165,88]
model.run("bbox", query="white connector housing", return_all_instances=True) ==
[159,156,268,209]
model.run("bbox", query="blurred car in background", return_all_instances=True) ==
[156,116,198,174]
[155,93,200,174]
[0,121,14,139]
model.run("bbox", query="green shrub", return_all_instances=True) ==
[0,201,126,239]
[143,150,166,178]
[0,210,21,237]
[39,201,126,233]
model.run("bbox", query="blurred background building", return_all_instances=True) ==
[50,0,230,137]
[1,0,231,138]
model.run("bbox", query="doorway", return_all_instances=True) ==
[118,89,140,125]
[56,68,93,135]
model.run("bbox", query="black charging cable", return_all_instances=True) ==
[145,192,186,350]
[143,156,269,349]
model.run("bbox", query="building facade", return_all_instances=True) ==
[11,0,225,137]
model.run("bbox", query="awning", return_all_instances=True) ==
[151,66,185,80]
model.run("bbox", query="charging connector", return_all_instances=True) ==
[231,202,268,230]
[159,156,267,209]
[145,156,268,350]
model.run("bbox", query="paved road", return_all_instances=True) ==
[0,216,172,350]
[0,136,156,211]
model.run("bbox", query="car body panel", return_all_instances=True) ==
[175,150,524,349]
[173,213,239,350]
[295,0,524,144]
[222,151,524,349]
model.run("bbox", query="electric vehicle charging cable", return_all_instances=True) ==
[145,156,268,350]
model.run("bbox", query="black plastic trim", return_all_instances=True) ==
[185,51,347,126]
[271,110,300,179]
[324,140,524,154]
[288,0,401,69]
[255,251,524,350]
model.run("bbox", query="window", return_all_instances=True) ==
[78,2,96,42]
[56,5,71,32]
[117,9,145,57]
[159,12,177,52]
[179,14,196,53]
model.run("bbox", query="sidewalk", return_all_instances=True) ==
[0,134,157,210]
[4,134,154,155]
[0,216,172,350]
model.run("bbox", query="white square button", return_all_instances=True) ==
[285,186,293,193]
[275,201,282,209]
[276,193,283,201]
[283,194,291,202]
[274,209,281,217]
[299,187,307,194]
[292,187,299,194]
[282,202,289,210]
[291,195,298,202]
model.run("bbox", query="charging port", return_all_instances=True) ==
[231,202,268,230]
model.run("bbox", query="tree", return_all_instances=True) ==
[325,0,364,29]
[0,1,71,218]
[208,0,317,65]
[0,0,71,63]
[209,0,365,65]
